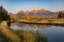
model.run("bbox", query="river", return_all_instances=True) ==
[10,22,64,42]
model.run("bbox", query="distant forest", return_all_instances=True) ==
[58,11,64,18]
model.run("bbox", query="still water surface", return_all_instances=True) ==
[10,22,64,42]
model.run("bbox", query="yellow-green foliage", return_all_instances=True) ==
[35,32,48,42]
[0,21,20,42]
[0,21,48,42]
[15,30,35,42]
[15,30,48,42]
[21,32,35,42]
[19,16,42,21]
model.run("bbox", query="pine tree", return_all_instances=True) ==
[58,11,64,18]
[58,12,62,18]
[0,5,11,26]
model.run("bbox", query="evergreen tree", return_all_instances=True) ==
[58,12,62,18]
[0,5,11,26]
[58,11,64,18]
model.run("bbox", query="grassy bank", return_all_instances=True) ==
[17,19,64,25]
[0,21,48,42]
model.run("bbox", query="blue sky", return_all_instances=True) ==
[0,0,64,14]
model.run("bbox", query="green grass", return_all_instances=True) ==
[15,30,48,42]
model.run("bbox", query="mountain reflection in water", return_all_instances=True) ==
[10,22,51,31]
[10,22,64,42]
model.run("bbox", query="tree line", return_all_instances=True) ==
[58,11,64,18]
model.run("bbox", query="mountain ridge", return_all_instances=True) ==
[9,8,62,18]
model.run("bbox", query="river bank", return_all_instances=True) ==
[0,21,48,42]
[16,19,64,26]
